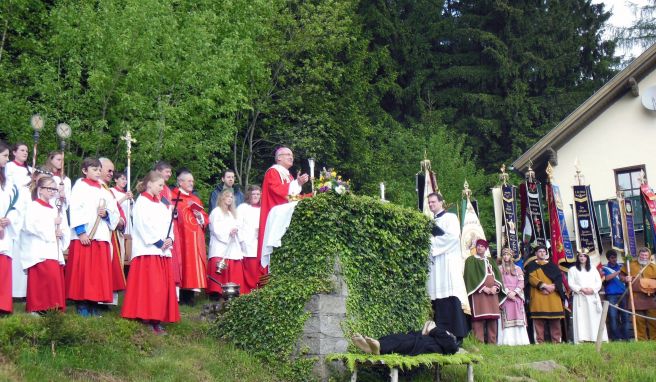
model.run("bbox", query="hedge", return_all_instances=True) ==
[213,192,433,380]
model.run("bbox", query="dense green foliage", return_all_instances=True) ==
[359,0,618,171]
[213,193,432,381]
[1,0,618,206]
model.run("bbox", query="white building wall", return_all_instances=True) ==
[551,69,656,235]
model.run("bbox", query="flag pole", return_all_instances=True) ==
[618,190,638,341]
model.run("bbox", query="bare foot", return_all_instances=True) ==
[351,334,372,354]
[364,336,380,355]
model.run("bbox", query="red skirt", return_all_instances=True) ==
[207,257,245,294]
[121,255,180,323]
[0,254,12,313]
[26,260,66,312]
[65,240,113,303]
[110,233,126,292]
[241,257,262,294]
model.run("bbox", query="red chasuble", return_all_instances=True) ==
[256,166,295,279]
[172,188,209,290]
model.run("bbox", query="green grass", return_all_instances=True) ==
[342,336,656,382]
[3,300,656,382]
[0,300,278,382]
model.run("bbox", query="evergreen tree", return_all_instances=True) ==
[359,0,617,171]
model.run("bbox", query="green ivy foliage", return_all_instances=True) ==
[213,193,432,380]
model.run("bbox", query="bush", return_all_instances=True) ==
[213,193,432,380]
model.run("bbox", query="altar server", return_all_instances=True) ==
[65,157,119,316]
[208,189,245,297]
[237,185,261,293]
[44,151,72,211]
[21,176,70,313]
[6,142,32,299]
[121,171,179,333]
[0,141,20,314]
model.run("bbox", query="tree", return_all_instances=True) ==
[616,1,656,54]
[358,0,617,172]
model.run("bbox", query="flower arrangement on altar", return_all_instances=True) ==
[317,168,350,195]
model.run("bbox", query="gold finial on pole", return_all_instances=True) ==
[525,159,535,182]
[462,179,472,200]
[546,161,555,182]
[499,164,509,185]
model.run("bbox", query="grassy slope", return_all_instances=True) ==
[2,299,656,382]
[0,300,277,382]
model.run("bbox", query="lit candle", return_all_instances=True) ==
[380,182,385,201]
[308,158,315,179]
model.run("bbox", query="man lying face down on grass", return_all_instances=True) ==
[351,320,459,356]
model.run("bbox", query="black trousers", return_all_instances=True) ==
[379,327,459,356]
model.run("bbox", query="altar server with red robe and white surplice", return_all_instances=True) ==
[21,176,70,313]
[256,147,309,280]
[207,189,245,297]
[237,185,261,294]
[65,157,119,316]
[121,171,179,334]
[0,141,20,314]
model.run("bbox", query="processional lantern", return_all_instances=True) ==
[30,114,45,169]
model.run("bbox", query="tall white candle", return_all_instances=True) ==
[380,182,385,200]
[308,158,315,178]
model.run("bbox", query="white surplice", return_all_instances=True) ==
[69,180,119,243]
[20,200,70,269]
[236,203,260,258]
[209,209,244,261]
[427,211,470,313]
[131,193,173,259]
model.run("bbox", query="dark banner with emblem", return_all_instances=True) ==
[573,185,600,254]
[608,199,624,252]
[502,184,520,262]
[624,199,638,258]
[520,180,546,258]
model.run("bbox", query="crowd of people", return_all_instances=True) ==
[426,192,656,347]
[0,141,312,334]
[2,139,656,345]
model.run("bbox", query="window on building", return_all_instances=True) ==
[614,165,646,198]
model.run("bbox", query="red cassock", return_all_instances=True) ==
[0,254,11,313]
[171,188,209,290]
[256,167,294,281]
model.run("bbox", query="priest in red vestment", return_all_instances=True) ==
[255,147,309,285]
[172,170,209,302]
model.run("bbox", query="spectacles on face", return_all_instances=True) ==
[42,187,58,192]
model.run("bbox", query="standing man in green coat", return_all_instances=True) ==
[464,239,505,344]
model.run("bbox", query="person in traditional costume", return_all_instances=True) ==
[99,158,127,304]
[121,171,179,334]
[237,185,261,294]
[43,151,72,211]
[256,147,309,280]
[21,176,70,313]
[351,321,459,356]
[524,245,565,343]
[568,251,607,344]
[207,189,245,297]
[621,247,656,340]
[426,192,469,344]
[464,239,505,344]
[0,142,19,314]
[209,169,244,214]
[172,169,209,305]
[601,249,631,340]
[6,142,32,300]
[65,157,120,316]
[497,248,530,346]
